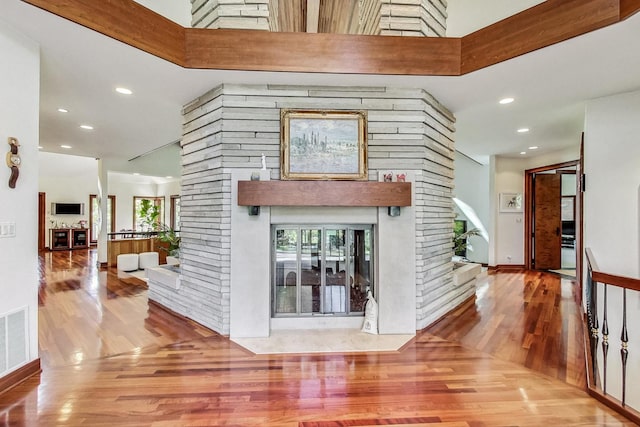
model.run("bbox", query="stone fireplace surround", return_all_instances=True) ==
[148,84,472,339]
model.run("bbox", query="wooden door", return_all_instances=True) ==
[38,192,46,251]
[534,173,561,269]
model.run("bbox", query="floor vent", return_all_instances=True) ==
[0,307,28,376]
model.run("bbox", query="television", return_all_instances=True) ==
[52,202,84,215]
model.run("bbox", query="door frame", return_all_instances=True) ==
[38,192,46,251]
[524,160,579,271]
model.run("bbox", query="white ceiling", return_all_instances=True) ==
[3,0,640,171]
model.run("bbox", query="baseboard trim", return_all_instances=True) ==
[489,264,525,271]
[0,359,41,396]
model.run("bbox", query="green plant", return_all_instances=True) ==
[453,225,482,257]
[138,199,160,232]
[157,224,180,257]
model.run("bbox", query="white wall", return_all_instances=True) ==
[38,155,180,245]
[38,152,97,247]
[157,180,181,225]
[0,21,40,372]
[446,0,545,36]
[453,152,489,263]
[108,174,179,231]
[584,90,640,276]
[133,0,192,27]
[584,88,640,410]
[489,146,580,266]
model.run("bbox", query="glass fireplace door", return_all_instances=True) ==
[272,225,373,317]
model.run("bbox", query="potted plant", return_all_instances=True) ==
[453,223,481,261]
[157,224,180,265]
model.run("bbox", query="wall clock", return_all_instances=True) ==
[6,137,20,188]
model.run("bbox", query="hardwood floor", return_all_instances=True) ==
[428,269,587,389]
[36,249,214,368]
[0,250,635,426]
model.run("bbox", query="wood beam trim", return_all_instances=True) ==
[461,0,621,74]
[22,0,186,66]
[184,28,460,75]
[620,0,640,19]
[20,0,640,76]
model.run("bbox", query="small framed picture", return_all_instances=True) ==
[499,192,523,212]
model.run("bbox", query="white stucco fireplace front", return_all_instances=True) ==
[229,170,417,338]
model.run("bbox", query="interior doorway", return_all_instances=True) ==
[525,161,579,276]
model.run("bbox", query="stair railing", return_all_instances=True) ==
[585,248,640,424]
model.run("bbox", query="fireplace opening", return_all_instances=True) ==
[272,225,374,317]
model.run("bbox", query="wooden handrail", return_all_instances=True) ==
[20,0,640,77]
[583,246,640,424]
[585,248,640,291]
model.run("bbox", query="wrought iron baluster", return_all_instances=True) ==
[620,288,628,407]
[586,267,599,385]
[601,284,609,394]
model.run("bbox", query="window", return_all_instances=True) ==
[89,194,115,243]
[272,225,373,317]
[133,196,164,231]
[170,195,180,230]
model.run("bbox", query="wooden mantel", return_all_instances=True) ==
[237,181,411,207]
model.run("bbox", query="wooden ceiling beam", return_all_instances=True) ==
[185,28,460,75]
[461,0,622,74]
[20,0,640,76]
[620,0,640,19]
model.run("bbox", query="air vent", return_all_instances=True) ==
[0,307,28,376]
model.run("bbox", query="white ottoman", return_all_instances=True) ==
[138,252,159,270]
[117,253,139,272]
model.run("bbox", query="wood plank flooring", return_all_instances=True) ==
[0,250,635,426]
[428,270,587,389]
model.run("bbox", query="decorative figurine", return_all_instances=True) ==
[6,137,21,188]
[261,153,266,170]
[396,173,406,182]
[383,172,393,182]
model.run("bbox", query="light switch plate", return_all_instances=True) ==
[0,222,16,238]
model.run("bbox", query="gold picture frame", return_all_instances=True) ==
[280,109,368,180]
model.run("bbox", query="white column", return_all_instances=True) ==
[97,159,109,265]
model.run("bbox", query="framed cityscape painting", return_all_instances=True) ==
[280,109,367,180]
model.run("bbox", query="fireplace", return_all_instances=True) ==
[151,84,459,340]
[272,225,373,317]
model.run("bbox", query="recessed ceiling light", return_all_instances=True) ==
[165,176,173,179]
[57,108,68,113]
[38,146,43,149]
[499,97,514,105]
[60,144,72,149]
[520,151,526,155]
[528,146,539,150]
[133,173,140,176]
[116,87,132,95]
[517,128,530,133]
[80,125,94,130]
